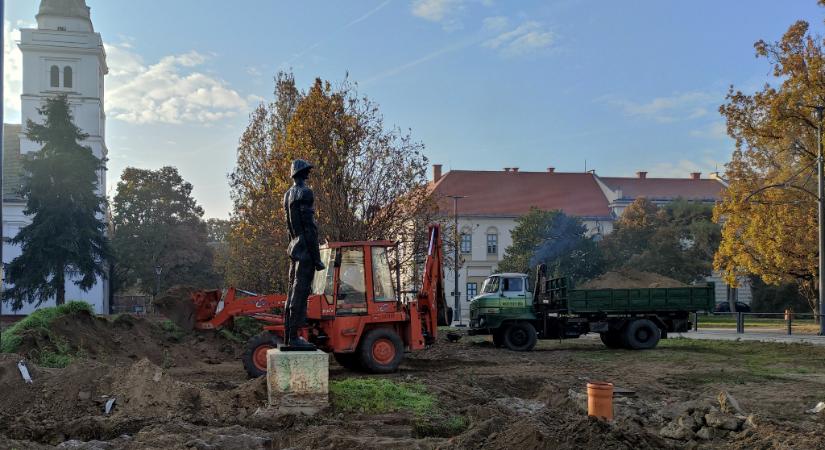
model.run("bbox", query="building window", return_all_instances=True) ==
[460,232,472,254]
[486,233,498,255]
[50,65,60,87]
[64,66,73,88]
[466,282,478,299]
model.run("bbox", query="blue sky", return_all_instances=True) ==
[4,0,823,218]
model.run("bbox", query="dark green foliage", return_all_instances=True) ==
[600,198,720,283]
[2,96,109,310]
[497,208,604,283]
[749,277,810,313]
[112,166,218,294]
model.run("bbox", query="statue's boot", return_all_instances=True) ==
[288,336,317,351]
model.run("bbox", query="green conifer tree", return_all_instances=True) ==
[3,96,110,310]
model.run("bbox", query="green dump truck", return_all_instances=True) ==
[468,264,715,351]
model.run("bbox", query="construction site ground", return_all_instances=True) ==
[2,310,825,449]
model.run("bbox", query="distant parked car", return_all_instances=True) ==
[714,301,752,313]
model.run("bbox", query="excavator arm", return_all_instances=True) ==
[417,224,449,343]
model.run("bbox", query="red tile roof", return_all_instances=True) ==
[599,177,725,201]
[429,171,612,218]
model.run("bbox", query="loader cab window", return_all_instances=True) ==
[311,248,334,298]
[502,277,524,293]
[371,246,395,302]
[481,276,500,294]
[337,247,367,313]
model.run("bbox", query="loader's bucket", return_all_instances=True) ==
[153,286,219,330]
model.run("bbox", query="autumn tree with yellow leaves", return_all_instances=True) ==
[226,73,437,293]
[714,13,825,315]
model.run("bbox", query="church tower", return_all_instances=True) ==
[4,0,110,314]
[18,0,108,194]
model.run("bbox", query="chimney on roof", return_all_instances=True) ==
[433,164,443,181]
[503,167,511,172]
[690,172,701,180]
[512,167,519,172]
[547,167,555,173]
[636,171,648,179]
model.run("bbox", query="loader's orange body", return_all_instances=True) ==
[185,225,448,375]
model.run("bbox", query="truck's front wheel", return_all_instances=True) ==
[622,319,661,350]
[503,322,537,351]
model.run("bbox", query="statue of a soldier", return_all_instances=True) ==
[282,159,325,351]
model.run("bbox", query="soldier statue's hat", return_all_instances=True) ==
[291,159,314,178]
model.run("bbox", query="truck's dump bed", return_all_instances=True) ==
[542,277,715,314]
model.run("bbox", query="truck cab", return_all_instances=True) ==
[469,273,538,347]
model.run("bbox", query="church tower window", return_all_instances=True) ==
[50,65,59,87]
[64,66,73,88]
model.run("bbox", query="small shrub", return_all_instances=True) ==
[38,350,73,368]
[218,328,244,343]
[159,319,186,341]
[232,316,263,340]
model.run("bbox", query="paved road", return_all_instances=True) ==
[675,328,825,346]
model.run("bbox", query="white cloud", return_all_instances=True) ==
[411,0,465,30]
[601,91,716,123]
[411,0,462,21]
[104,44,250,124]
[483,21,555,56]
[3,20,33,117]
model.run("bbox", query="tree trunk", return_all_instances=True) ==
[55,270,65,305]
[728,285,738,317]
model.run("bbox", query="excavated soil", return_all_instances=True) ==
[578,269,688,289]
[2,315,825,449]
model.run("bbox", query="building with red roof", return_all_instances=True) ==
[428,164,732,322]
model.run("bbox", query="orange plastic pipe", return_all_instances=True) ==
[587,381,614,421]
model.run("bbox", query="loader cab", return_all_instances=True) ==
[309,240,399,318]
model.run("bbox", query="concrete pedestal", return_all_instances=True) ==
[266,348,329,414]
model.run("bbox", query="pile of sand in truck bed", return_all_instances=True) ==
[578,269,687,289]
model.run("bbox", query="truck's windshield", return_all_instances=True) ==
[481,276,500,294]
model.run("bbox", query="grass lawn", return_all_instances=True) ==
[697,314,819,332]
[556,337,825,383]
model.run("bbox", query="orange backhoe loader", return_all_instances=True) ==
[157,224,450,377]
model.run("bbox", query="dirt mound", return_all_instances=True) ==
[13,309,237,368]
[578,269,687,289]
[153,285,201,331]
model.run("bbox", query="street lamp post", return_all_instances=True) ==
[816,107,825,335]
[153,265,162,312]
[447,195,466,325]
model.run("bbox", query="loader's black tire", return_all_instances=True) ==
[492,329,505,348]
[359,328,404,373]
[333,352,362,371]
[242,332,281,378]
[503,322,537,352]
[621,319,661,350]
[600,331,624,349]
